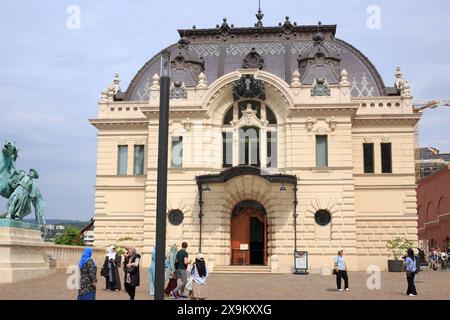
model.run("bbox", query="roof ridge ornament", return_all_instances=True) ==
[255,0,264,27]
[279,16,297,35]
[312,21,325,44]
[216,18,233,37]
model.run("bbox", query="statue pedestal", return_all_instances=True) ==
[0,220,53,283]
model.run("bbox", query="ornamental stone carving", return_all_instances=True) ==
[233,74,266,101]
[291,69,302,87]
[235,103,267,128]
[311,78,331,96]
[170,81,187,99]
[243,48,264,70]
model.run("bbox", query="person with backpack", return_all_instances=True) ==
[405,248,417,296]
[170,241,191,299]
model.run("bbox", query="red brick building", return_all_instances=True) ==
[417,166,450,249]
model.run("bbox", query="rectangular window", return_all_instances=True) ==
[266,131,277,168]
[316,135,328,167]
[381,143,392,173]
[117,145,128,175]
[363,143,374,173]
[133,145,144,175]
[222,132,233,167]
[171,136,183,168]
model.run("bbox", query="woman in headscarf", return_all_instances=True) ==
[77,247,97,300]
[190,253,208,300]
[102,246,121,291]
[123,245,140,300]
[164,244,178,296]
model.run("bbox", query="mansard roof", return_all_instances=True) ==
[123,18,396,101]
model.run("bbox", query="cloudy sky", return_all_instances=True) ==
[0,0,449,221]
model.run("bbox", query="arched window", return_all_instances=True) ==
[438,197,445,215]
[223,106,233,125]
[426,201,434,221]
[266,106,277,125]
[222,100,278,169]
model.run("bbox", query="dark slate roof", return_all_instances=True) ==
[123,20,391,101]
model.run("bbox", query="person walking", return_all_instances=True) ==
[77,247,97,300]
[123,246,140,300]
[405,248,418,296]
[164,244,178,296]
[171,241,191,299]
[190,253,208,300]
[102,246,121,291]
[334,248,349,292]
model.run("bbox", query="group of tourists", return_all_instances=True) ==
[427,247,449,271]
[76,245,141,300]
[164,241,209,300]
[76,241,208,300]
[78,243,421,300]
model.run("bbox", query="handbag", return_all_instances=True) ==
[127,266,137,274]
[185,266,195,291]
[100,267,106,277]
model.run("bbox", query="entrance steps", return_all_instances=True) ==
[213,265,272,274]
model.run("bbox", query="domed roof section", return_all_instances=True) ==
[123,18,394,101]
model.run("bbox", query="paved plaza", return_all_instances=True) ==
[1,268,449,300]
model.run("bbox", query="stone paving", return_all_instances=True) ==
[0,268,449,300]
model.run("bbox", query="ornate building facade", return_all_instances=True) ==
[90,16,420,272]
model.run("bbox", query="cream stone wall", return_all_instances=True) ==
[90,69,420,271]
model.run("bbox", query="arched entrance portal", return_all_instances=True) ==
[230,200,267,265]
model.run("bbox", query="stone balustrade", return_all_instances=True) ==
[42,244,105,268]
[354,97,414,115]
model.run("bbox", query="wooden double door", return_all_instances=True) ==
[230,206,267,265]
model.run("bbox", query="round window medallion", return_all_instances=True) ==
[168,209,184,226]
[314,209,331,226]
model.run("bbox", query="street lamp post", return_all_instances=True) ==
[154,49,171,300]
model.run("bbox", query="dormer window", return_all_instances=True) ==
[221,100,277,169]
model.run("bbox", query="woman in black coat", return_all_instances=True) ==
[123,245,140,300]
[102,246,121,291]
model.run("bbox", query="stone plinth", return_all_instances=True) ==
[0,220,53,283]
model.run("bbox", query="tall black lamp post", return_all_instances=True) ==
[154,49,171,300]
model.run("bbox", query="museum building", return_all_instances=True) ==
[90,14,420,272]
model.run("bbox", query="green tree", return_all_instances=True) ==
[54,226,85,246]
